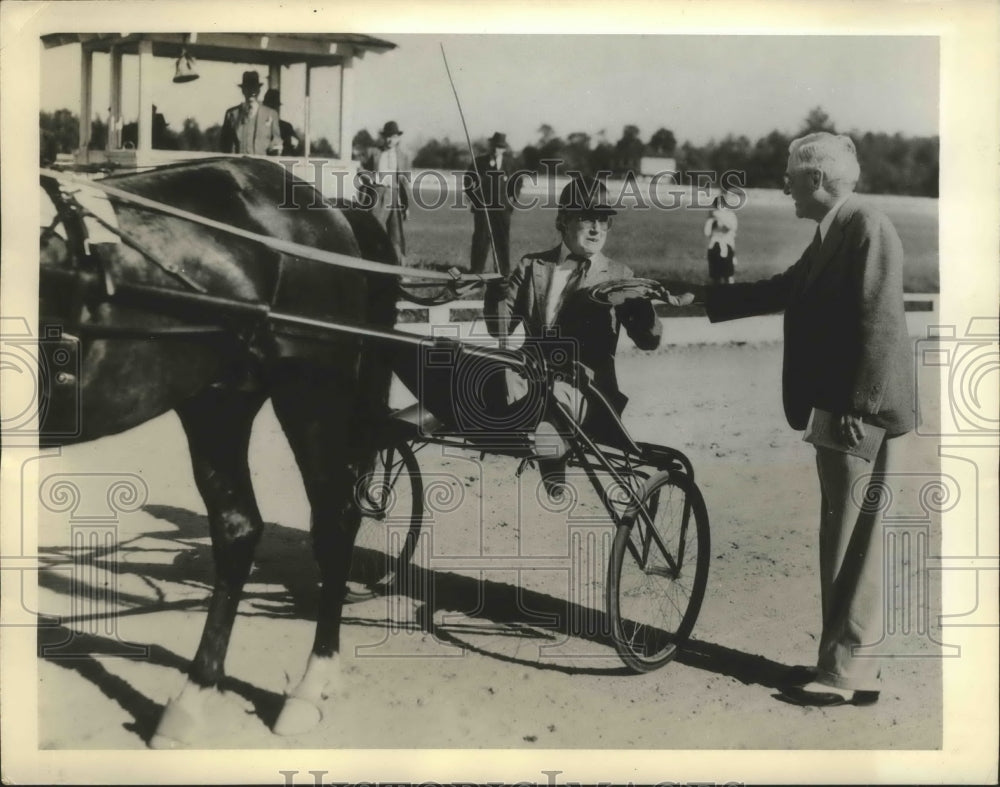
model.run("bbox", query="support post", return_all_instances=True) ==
[303,65,311,157]
[339,55,355,161]
[79,47,93,160]
[108,44,123,150]
[268,63,281,91]
[137,38,154,152]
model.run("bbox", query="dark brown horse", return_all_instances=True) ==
[39,157,399,746]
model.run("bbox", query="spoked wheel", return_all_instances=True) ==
[348,442,424,597]
[607,469,710,672]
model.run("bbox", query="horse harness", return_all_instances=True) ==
[40,170,502,338]
[40,175,231,330]
[38,170,516,431]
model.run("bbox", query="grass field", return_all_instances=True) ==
[404,186,939,292]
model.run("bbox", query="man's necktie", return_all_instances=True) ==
[563,254,590,301]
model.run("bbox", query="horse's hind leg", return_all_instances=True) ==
[149,387,267,749]
[268,364,366,735]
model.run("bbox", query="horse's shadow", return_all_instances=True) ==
[38,503,799,744]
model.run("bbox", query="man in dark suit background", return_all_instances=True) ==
[706,132,915,707]
[465,132,524,275]
[220,71,282,156]
[262,89,301,156]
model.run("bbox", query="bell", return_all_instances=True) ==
[173,52,199,83]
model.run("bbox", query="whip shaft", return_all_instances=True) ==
[440,44,503,278]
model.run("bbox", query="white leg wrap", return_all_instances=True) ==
[272,653,341,736]
[148,682,217,749]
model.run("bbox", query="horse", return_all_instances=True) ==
[38,156,400,747]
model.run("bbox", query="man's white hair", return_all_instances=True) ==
[788,132,860,191]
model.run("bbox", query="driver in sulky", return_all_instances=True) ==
[484,176,689,499]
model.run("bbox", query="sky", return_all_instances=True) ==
[40,34,939,153]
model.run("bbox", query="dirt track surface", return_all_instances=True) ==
[36,343,943,751]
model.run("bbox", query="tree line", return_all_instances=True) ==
[405,107,938,197]
[41,105,937,197]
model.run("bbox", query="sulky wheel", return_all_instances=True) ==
[606,469,710,672]
[347,442,424,599]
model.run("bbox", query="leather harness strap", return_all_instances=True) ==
[41,168,503,285]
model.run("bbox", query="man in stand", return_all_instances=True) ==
[705,132,915,706]
[465,132,524,275]
[220,71,282,156]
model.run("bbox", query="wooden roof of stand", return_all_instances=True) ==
[41,32,396,67]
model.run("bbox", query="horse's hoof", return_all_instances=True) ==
[273,695,323,736]
[148,697,200,749]
[148,733,185,750]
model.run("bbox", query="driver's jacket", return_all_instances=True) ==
[483,244,661,414]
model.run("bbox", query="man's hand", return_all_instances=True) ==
[602,280,662,307]
[607,289,646,307]
[607,285,694,308]
[838,413,866,448]
[663,291,696,307]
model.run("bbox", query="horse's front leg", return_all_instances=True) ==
[269,366,365,735]
[149,388,267,749]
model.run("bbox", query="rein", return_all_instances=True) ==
[41,267,533,374]
[40,169,502,289]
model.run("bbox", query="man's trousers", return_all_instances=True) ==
[470,210,512,274]
[813,437,897,691]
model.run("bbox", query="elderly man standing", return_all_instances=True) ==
[220,71,282,155]
[465,132,524,275]
[706,132,914,706]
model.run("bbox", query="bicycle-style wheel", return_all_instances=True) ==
[607,469,710,672]
[348,442,424,595]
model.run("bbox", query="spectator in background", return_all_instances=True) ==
[464,132,524,275]
[220,71,282,155]
[704,194,739,284]
[151,105,171,149]
[262,89,301,156]
[374,121,412,263]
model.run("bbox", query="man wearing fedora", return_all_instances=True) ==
[374,120,412,263]
[465,132,524,275]
[484,176,663,497]
[221,71,282,156]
